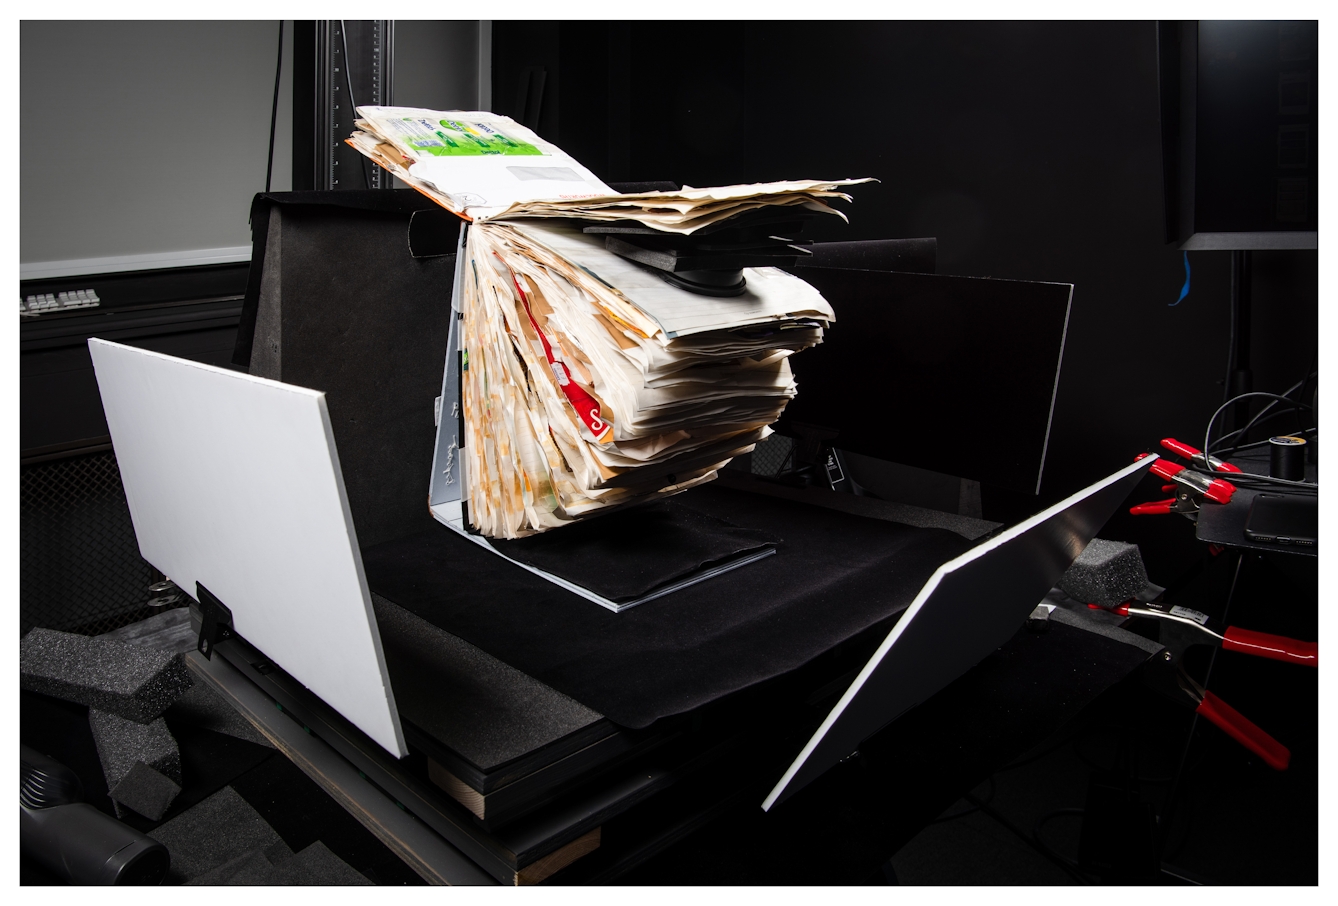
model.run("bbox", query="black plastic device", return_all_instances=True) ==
[1242,493,1318,547]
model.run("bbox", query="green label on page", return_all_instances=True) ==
[389,117,542,157]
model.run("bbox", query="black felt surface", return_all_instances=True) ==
[237,192,460,548]
[233,190,456,369]
[372,593,603,772]
[363,483,973,729]
[489,499,780,603]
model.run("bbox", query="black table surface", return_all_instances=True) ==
[557,615,1158,884]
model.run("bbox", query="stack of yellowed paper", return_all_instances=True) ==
[348,108,865,538]
[349,107,871,229]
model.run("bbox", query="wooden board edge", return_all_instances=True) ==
[516,826,602,886]
[428,757,487,820]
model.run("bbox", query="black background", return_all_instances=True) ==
[492,19,1317,579]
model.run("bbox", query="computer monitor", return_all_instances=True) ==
[1158,20,1319,249]
[780,267,1072,495]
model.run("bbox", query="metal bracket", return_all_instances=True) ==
[147,579,185,610]
[195,584,235,660]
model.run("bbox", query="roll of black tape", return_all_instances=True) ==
[1269,435,1307,481]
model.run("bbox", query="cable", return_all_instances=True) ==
[1214,408,1309,453]
[1204,390,1313,458]
[265,21,284,193]
[1221,426,1316,454]
[1215,471,1318,494]
[1211,375,1313,453]
[1212,374,1316,455]
[1171,251,1191,307]
[1202,392,1314,488]
[339,20,371,189]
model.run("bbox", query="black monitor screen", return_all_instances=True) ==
[780,268,1072,495]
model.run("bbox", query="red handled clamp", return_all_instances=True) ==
[1170,668,1291,772]
[1129,453,1236,517]
[1089,598,1316,770]
[1129,496,1191,517]
[1091,600,1317,667]
[1159,437,1242,474]
[1144,457,1236,504]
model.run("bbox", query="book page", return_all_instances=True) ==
[356,107,615,219]
[507,221,834,338]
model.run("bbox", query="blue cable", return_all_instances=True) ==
[1170,251,1190,306]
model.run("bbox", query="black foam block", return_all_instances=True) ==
[149,786,292,884]
[109,761,182,821]
[21,627,193,722]
[1058,538,1150,606]
[186,849,279,886]
[88,708,182,819]
[185,841,373,886]
[270,842,374,886]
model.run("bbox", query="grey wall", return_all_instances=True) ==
[389,21,489,193]
[393,21,486,110]
[21,21,292,272]
[21,20,488,275]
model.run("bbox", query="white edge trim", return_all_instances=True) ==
[22,246,252,281]
[761,454,1157,811]
[318,390,409,758]
[1034,284,1074,495]
[88,337,314,397]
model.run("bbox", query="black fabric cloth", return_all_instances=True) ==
[233,190,456,369]
[362,483,974,729]
[488,499,780,603]
[231,192,461,548]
